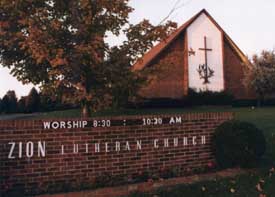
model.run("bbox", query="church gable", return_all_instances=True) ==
[133,9,254,100]
[187,13,224,92]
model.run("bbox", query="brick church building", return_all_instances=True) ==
[133,9,254,100]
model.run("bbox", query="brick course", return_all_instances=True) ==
[0,112,233,195]
[139,31,187,99]
[223,40,255,99]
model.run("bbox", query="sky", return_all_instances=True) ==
[1,0,275,98]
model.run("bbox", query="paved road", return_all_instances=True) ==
[0,113,41,120]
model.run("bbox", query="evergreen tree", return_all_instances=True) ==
[17,97,27,113]
[1,95,9,113]
[25,88,40,113]
[1,90,18,113]
[0,98,2,113]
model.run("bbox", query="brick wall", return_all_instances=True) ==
[139,31,187,99]
[0,112,233,195]
[223,39,255,99]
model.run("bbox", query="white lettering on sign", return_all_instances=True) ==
[125,141,131,151]
[164,138,169,147]
[8,142,15,159]
[73,144,79,154]
[38,141,46,157]
[105,142,110,153]
[201,135,206,144]
[115,141,120,152]
[43,121,88,129]
[8,141,46,159]
[61,145,64,155]
[173,138,178,147]
[136,140,142,150]
[142,118,163,126]
[154,139,159,148]
[95,143,100,153]
[6,136,207,159]
[183,137,188,146]
[19,142,22,158]
[26,141,34,158]
[93,120,111,128]
[42,116,188,129]
[85,143,89,153]
[192,136,197,145]
[169,117,182,124]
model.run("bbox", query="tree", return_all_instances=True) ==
[7,90,18,113]
[17,97,27,113]
[0,98,2,113]
[1,95,9,113]
[40,94,54,112]
[25,88,41,113]
[1,90,18,113]
[245,50,275,105]
[0,0,177,116]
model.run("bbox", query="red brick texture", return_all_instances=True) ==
[0,112,233,195]
[223,39,255,99]
[139,31,187,99]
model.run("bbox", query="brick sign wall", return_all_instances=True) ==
[0,112,233,195]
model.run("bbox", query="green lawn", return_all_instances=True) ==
[37,108,82,118]
[35,106,275,196]
[37,105,237,118]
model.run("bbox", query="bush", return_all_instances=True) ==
[213,120,266,168]
[232,99,258,107]
[134,89,234,108]
[186,88,234,106]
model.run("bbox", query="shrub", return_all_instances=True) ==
[213,120,266,168]
[135,89,234,108]
[186,88,234,106]
[232,99,257,107]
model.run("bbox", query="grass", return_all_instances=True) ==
[36,106,233,119]
[38,108,82,118]
[36,105,239,118]
[22,106,275,196]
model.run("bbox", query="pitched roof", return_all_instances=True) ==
[132,9,251,71]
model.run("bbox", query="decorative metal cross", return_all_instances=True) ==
[197,36,214,84]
